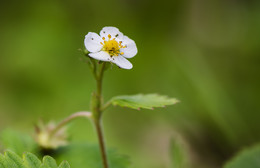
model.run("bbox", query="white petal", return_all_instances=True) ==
[89,51,111,62]
[84,32,103,52]
[111,55,133,69]
[100,26,123,41]
[120,36,137,58]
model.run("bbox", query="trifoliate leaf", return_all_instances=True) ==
[223,144,260,168]
[109,94,179,110]
[0,150,70,168]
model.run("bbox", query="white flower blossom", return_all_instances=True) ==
[84,27,137,69]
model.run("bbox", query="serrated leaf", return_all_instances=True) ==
[223,144,260,168]
[5,151,25,168]
[24,153,41,168]
[110,94,179,110]
[0,150,70,168]
[0,130,130,168]
[42,156,58,168]
[58,161,70,168]
[56,143,130,168]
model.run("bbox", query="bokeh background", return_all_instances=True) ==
[1,0,260,167]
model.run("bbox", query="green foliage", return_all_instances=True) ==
[0,130,130,168]
[56,143,130,168]
[223,144,260,168]
[170,138,189,168]
[109,94,179,110]
[0,129,39,156]
[0,150,70,168]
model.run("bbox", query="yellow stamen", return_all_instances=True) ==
[101,36,126,56]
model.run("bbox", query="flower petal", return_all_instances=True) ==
[89,51,111,62]
[100,27,123,40]
[84,32,103,52]
[111,55,133,69]
[120,36,137,58]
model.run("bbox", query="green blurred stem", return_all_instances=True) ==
[50,111,92,137]
[95,120,109,168]
[91,62,109,168]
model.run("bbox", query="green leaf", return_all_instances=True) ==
[57,161,70,168]
[0,154,5,168]
[109,94,179,110]
[0,150,70,168]
[0,129,39,156]
[56,143,130,168]
[0,130,130,168]
[24,153,41,168]
[223,144,260,168]
[4,151,25,168]
[42,156,58,168]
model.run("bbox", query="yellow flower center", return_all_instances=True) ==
[101,34,126,56]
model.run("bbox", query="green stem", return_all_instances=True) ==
[97,62,106,97]
[91,62,109,168]
[95,120,109,168]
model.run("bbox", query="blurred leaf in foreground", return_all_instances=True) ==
[109,94,179,110]
[0,129,39,156]
[223,144,260,168]
[0,130,130,168]
[0,150,70,168]
[56,143,130,168]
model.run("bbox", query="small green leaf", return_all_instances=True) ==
[5,151,25,168]
[42,156,58,168]
[0,150,70,168]
[109,94,179,110]
[58,161,70,168]
[223,144,260,168]
[24,153,41,168]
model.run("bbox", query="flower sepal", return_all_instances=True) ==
[35,120,68,150]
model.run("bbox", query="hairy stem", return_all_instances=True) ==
[91,62,109,168]
[95,120,109,168]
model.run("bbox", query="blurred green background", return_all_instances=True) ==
[1,0,260,167]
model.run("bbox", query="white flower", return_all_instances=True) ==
[84,27,137,69]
